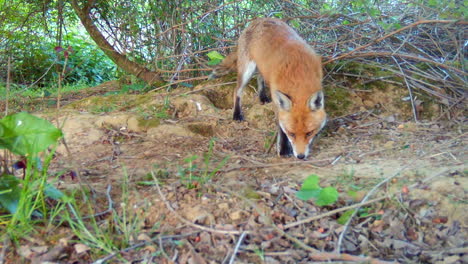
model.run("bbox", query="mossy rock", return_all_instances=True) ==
[324,86,353,117]
[137,118,160,130]
[186,123,215,137]
[198,79,235,110]
[64,94,152,113]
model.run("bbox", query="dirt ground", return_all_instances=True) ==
[12,79,467,263]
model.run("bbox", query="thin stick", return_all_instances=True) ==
[392,56,418,122]
[5,56,10,116]
[56,54,68,130]
[327,51,466,76]
[324,19,460,65]
[221,158,332,172]
[228,231,247,264]
[174,81,236,97]
[216,185,319,253]
[335,165,409,253]
[218,185,396,263]
[92,232,200,264]
[283,196,386,229]
[148,75,209,93]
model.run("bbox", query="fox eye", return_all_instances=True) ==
[306,130,315,137]
[288,132,296,138]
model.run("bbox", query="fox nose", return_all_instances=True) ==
[297,154,306,160]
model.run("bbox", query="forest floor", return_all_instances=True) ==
[3,78,466,263]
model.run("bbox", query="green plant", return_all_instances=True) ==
[177,138,229,189]
[337,207,382,225]
[64,168,145,259]
[155,96,171,119]
[296,174,339,206]
[206,51,224,66]
[253,247,265,261]
[0,112,66,235]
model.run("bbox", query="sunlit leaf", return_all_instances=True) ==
[0,112,63,155]
[315,187,339,206]
[207,51,224,61]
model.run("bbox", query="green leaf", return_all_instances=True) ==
[179,82,194,88]
[300,175,320,190]
[0,175,21,214]
[44,184,66,200]
[315,186,339,206]
[347,190,358,198]
[296,175,321,201]
[337,209,355,225]
[206,51,224,61]
[207,58,222,66]
[0,112,63,155]
[290,20,300,29]
[296,189,321,200]
[136,181,156,186]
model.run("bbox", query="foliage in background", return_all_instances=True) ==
[0,1,115,89]
[0,0,465,115]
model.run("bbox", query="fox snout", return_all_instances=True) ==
[297,153,306,160]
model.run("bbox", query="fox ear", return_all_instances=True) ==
[274,91,292,111]
[308,90,324,111]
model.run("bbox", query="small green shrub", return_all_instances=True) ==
[296,174,339,206]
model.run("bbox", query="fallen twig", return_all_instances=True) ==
[92,232,200,264]
[324,19,461,65]
[336,165,409,253]
[218,185,397,263]
[283,196,386,229]
[228,231,247,264]
[221,158,333,172]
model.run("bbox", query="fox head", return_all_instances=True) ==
[274,90,327,159]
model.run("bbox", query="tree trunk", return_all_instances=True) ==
[71,0,162,84]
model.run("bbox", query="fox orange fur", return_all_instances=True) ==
[211,18,327,159]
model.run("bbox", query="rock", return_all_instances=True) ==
[95,114,131,129]
[127,116,141,132]
[246,103,275,129]
[183,205,213,225]
[172,94,217,118]
[186,122,215,137]
[383,141,395,149]
[137,233,152,242]
[56,114,103,154]
[147,124,198,138]
[363,99,375,108]
[229,210,244,221]
[218,203,229,210]
[74,243,90,254]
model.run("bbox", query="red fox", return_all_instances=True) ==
[211,18,326,159]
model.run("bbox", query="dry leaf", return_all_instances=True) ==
[74,243,91,254]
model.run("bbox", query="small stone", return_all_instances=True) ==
[127,116,141,132]
[383,141,395,149]
[218,203,229,210]
[230,210,244,221]
[137,233,152,242]
[363,100,375,108]
[74,243,90,254]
